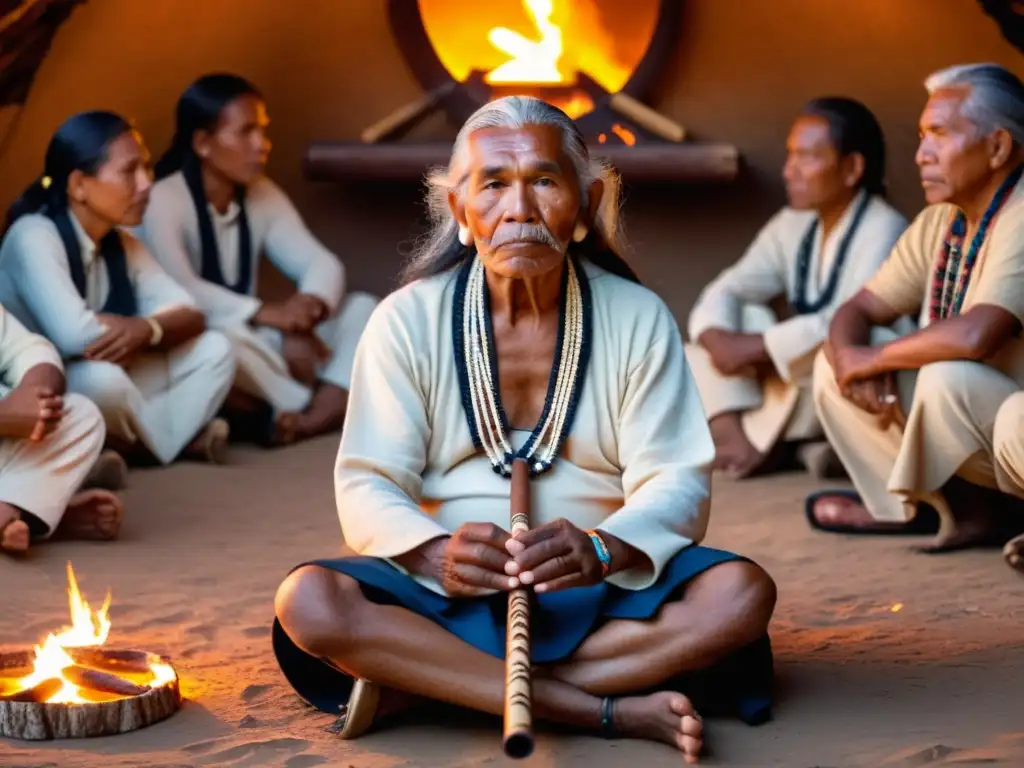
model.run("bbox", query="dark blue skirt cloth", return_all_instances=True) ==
[272,545,774,726]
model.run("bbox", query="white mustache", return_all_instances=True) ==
[489,224,562,251]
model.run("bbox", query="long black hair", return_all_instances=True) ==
[5,110,137,315]
[801,96,887,196]
[153,73,262,295]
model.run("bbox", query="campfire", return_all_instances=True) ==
[0,563,181,740]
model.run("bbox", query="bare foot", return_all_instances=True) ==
[915,480,1024,554]
[0,504,29,555]
[615,691,703,763]
[1004,534,1024,573]
[55,489,123,541]
[184,418,230,464]
[810,495,935,534]
[271,411,301,447]
[82,450,128,491]
[709,413,764,480]
[293,384,348,441]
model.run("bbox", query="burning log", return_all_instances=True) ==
[62,666,151,697]
[67,647,154,676]
[0,678,62,703]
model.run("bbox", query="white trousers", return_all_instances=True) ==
[0,393,105,536]
[686,304,819,454]
[812,333,1016,522]
[65,331,236,465]
[226,291,378,413]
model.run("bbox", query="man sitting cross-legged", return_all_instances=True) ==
[809,63,1024,554]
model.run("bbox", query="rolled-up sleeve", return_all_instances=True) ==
[334,295,449,558]
[599,305,714,590]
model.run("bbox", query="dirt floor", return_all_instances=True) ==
[2,435,1023,767]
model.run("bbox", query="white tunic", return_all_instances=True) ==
[0,304,105,534]
[336,259,714,596]
[0,212,235,464]
[685,191,909,451]
[138,172,378,412]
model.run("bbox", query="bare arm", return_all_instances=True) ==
[17,362,65,395]
[151,307,207,350]
[828,289,902,351]
[874,304,1021,372]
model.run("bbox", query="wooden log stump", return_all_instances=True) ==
[0,648,181,740]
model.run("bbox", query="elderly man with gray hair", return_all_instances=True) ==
[272,95,776,760]
[807,63,1024,561]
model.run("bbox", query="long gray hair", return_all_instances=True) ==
[399,96,638,285]
[924,63,1024,145]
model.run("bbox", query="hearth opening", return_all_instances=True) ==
[417,0,661,119]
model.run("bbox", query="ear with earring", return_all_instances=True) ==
[458,225,472,246]
[572,222,589,243]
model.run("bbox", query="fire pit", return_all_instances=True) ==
[0,563,181,740]
[306,0,740,183]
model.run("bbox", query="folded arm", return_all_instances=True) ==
[598,306,714,590]
[259,179,345,313]
[127,239,207,349]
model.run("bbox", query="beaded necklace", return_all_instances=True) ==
[929,163,1024,322]
[791,192,870,315]
[452,254,592,478]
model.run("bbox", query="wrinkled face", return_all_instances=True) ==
[70,130,153,227]
[195,94,271,186]
[915,88,994,205]
[782,115,859,210]
[454,124,586,280]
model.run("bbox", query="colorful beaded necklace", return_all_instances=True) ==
[452,254,592,478]
[791,192,871,315]
[929,163,1024,322]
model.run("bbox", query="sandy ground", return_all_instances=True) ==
[2,435,1023,767]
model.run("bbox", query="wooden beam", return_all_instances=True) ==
[304,142,740,183]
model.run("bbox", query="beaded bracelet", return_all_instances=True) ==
[586,530,612,576]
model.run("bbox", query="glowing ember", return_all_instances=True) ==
[5,562,175,704]
[611,123,637,146]
[891,603,904,613]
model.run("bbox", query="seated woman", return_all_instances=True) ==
[273,97,776,761]
[0,111,237,467]
[139,73,378,446]
[0,303,122,555]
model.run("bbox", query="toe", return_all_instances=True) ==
[669,693,697,717]
[682,734,702,763]
[682,714,703,738]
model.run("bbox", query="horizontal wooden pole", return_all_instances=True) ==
[304,141,739,183]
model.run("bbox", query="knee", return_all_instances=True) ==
[994,392,1024,462]
[192,331,237,373]
[59,393,106,451]
[74,362,134,413]
[274,565,361,657]
[700,560,777,629]
[913,360,975,402]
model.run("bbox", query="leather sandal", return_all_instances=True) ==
[332,679,381,739]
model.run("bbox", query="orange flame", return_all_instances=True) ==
[486,0,567,84]
[9,562,174,703]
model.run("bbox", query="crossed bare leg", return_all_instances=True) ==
[275,384,348,446]
[275,560,775,762]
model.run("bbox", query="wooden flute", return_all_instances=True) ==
[503,458,534,759]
